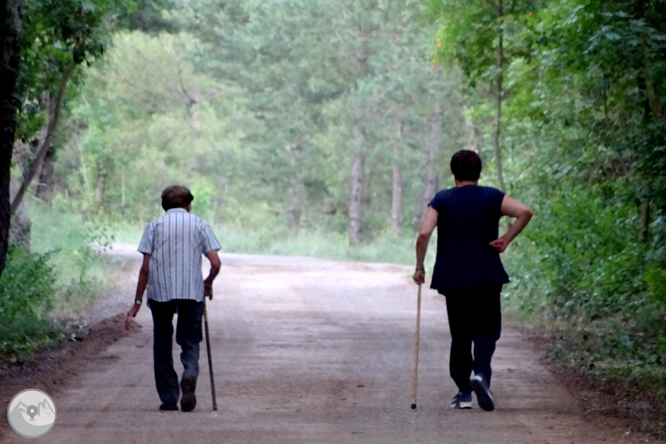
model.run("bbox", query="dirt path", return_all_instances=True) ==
[1,249,661,443]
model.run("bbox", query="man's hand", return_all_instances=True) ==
[128,253,150,329]
[204,250,220,301]
[125,304,140,330]
[490,237,509,253]
[413,268,425,285]
[204,280,213,300]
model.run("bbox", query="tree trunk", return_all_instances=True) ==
[415,98,441,230]
[9,185,30,250]
[34,92,56,203]
[638,199,650,243]
[349,127,365,245]
[634,0,665,122]
[286,144,302,229]
[11,59,76,216]
[634,0,655,243]
[35,146,56,203]
[464,105,480,153]
[95,172,105,204]
[492,0,506,193]
[348,31,368,246]
[121,171,126,208]
[391,121,404,236]
[0,0,23,277]
[391,165,403,236]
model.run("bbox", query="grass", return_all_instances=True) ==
[113,221,429,266]
[28,199,111,319]
[0,199,114,362]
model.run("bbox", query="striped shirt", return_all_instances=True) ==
[138,208,221,303]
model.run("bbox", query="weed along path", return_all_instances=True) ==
[1,249,661,444]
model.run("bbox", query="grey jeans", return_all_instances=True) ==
[148,299,204,405]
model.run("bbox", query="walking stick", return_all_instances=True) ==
[203,298,218,411]
[411,284,422,410]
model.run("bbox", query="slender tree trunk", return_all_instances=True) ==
[0,0,23,277]
[34,92,57,203]
[95,173,105,203]
[121,171,126,208]
[634,0,664,122]
[391,165,403,236]
[11,59,76,216]
[349,122,365,245]
[9,185,30,250]
[416,98,441,230]
[638,199,650,243]
[35,147,56,203]
[492,1,506,193]
[391,121,404,236]
[348,33,368,246]
[634,0,655,243]
[286,144,302,229]
[464,105,480,153]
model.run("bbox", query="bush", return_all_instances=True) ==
[0,200,115,361]
[0,247,64,358]
[504,181,666,380]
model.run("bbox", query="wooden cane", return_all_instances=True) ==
[203,300,218,411]
[411,284,422,409]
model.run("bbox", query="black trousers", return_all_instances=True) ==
[148,299,204,405]
[443,285,502,393]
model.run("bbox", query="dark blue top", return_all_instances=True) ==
[428,185,509,290]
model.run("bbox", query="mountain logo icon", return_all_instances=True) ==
[7,389,57,438]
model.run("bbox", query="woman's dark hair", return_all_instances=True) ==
[161,185,194,211]
[450,150,482,182]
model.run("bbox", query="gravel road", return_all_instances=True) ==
[1,247,660,443]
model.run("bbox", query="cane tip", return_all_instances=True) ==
[411,403,417,410]
[213,406,218,411]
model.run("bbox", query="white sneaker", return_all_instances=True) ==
[450,392,472,409]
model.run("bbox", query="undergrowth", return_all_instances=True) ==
[0,199,113,362]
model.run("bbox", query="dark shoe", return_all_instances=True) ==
[470,374,495,411]
[159,402,178,411]
[450,392,472,409]
[180,378,197,412]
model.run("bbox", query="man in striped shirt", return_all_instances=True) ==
[126,185,221,412]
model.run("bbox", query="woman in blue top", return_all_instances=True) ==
[413,150,533,411]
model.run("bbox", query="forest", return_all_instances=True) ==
[1,0,665,432]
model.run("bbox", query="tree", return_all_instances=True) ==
[53,0,467,243]
[10,0,132,216]
[429,0,539,192]
[0,0,23,277]
[57,31,261,223]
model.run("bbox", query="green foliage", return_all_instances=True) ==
[29,198,113,313]
[16,0,133,142]
[53,1,467,245]
[0,247,56,320]
[1,199,114,360]
[424,0,666,416]
[0,247,64,358]
[645,263,666,306]
[449,0,666,395]
[428,0,539,86]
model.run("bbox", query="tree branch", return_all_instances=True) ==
[10,59,76,216]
